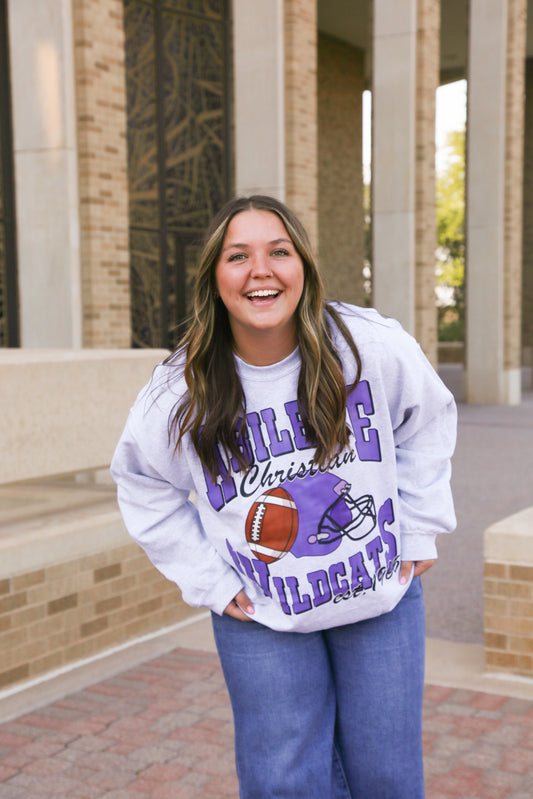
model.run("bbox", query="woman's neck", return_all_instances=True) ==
[232,328,298,366]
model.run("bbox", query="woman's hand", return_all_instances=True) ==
[399,559,436,585]
[223,589,255,621]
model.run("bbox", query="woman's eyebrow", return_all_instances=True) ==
[222,237,292,253]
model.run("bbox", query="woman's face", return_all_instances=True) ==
[215,209,305,363]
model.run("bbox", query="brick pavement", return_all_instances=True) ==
[0,648,533,798]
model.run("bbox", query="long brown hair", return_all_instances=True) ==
[167,195,361,478]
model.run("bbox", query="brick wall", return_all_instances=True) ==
[415,0,440,366]
[0,540,193,691]
[484,507,533,679]
[72,0,131,348]
[485,563,533,677]
[317,34,365,305]
[284,0,318,248]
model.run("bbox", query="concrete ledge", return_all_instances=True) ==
[0,349,168,484]
[0,506,129,580]
[484,506,533,563]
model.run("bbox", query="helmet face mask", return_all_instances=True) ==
[314,491,377,546]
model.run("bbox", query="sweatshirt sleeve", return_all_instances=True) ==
[382,324,457,561]
[110,413,244,616]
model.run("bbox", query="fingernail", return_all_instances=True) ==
[400,576,407,585]
[246,605,254,614]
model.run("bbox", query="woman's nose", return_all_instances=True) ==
[250,253,272,277]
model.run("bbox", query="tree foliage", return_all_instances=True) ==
[436,128,465,341]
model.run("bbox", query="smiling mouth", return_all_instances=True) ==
[247,289,280,300]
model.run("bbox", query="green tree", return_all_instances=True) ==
[436,128,465,341]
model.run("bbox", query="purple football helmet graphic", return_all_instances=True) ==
[276,472,377,558]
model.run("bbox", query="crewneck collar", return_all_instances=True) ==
[233,346,301,381]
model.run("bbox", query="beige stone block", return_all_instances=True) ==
[484,507,533,564]
[65,637,100,663]
[12,570,46,591]
[30,651,65,678]
[0,627,28,650]
[484,562,508,578]
[508,636,533,654]
[485,632,507,650]
[0,663,30,689]
[46,561,81,582]
[30,613,65,640]
[508,599,533,617]
[0,592,27,615]
[0,616,11,634]
[0,350,168,485]
[122,554,151,575]
[109,605,139,627]
[484,596,508,615]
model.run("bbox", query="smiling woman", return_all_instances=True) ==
[111,194,457,799]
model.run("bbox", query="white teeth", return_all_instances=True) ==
[247,289,279,298]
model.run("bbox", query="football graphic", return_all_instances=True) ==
[245,487,299,563]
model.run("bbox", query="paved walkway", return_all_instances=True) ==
[0,644,532,799]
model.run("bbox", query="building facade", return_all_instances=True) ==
[0,0,532,401]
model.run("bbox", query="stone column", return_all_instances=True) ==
[415,0,440,365]
[317,34,365,305]
[284,0,318,247]
[523,58,533,385]
[233,0,285,201]
[465,0,526,404]
[372,0,417,335]
[72,0,130,348]
[7,0,82,348]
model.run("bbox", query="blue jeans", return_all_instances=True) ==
[211,577,426,799]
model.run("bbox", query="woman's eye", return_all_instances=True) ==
[228,252,246,262]
[272,248,289,257]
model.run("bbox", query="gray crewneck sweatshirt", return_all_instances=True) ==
[111,304,456,633]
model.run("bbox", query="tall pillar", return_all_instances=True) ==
[284,0,318,247]
[72,0,130,348]
[465,0,527,404]
[7,0,82,348]
[415,0,440,365]
[523,58,533,385]
[372,0,417,335]
[233,0,285,200]
[232,0,316,244]
[318,34,365,305]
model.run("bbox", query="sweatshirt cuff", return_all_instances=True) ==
[400,532,438,562]
[205,569,245,616]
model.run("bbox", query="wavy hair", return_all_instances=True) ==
[167,195,361,478]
